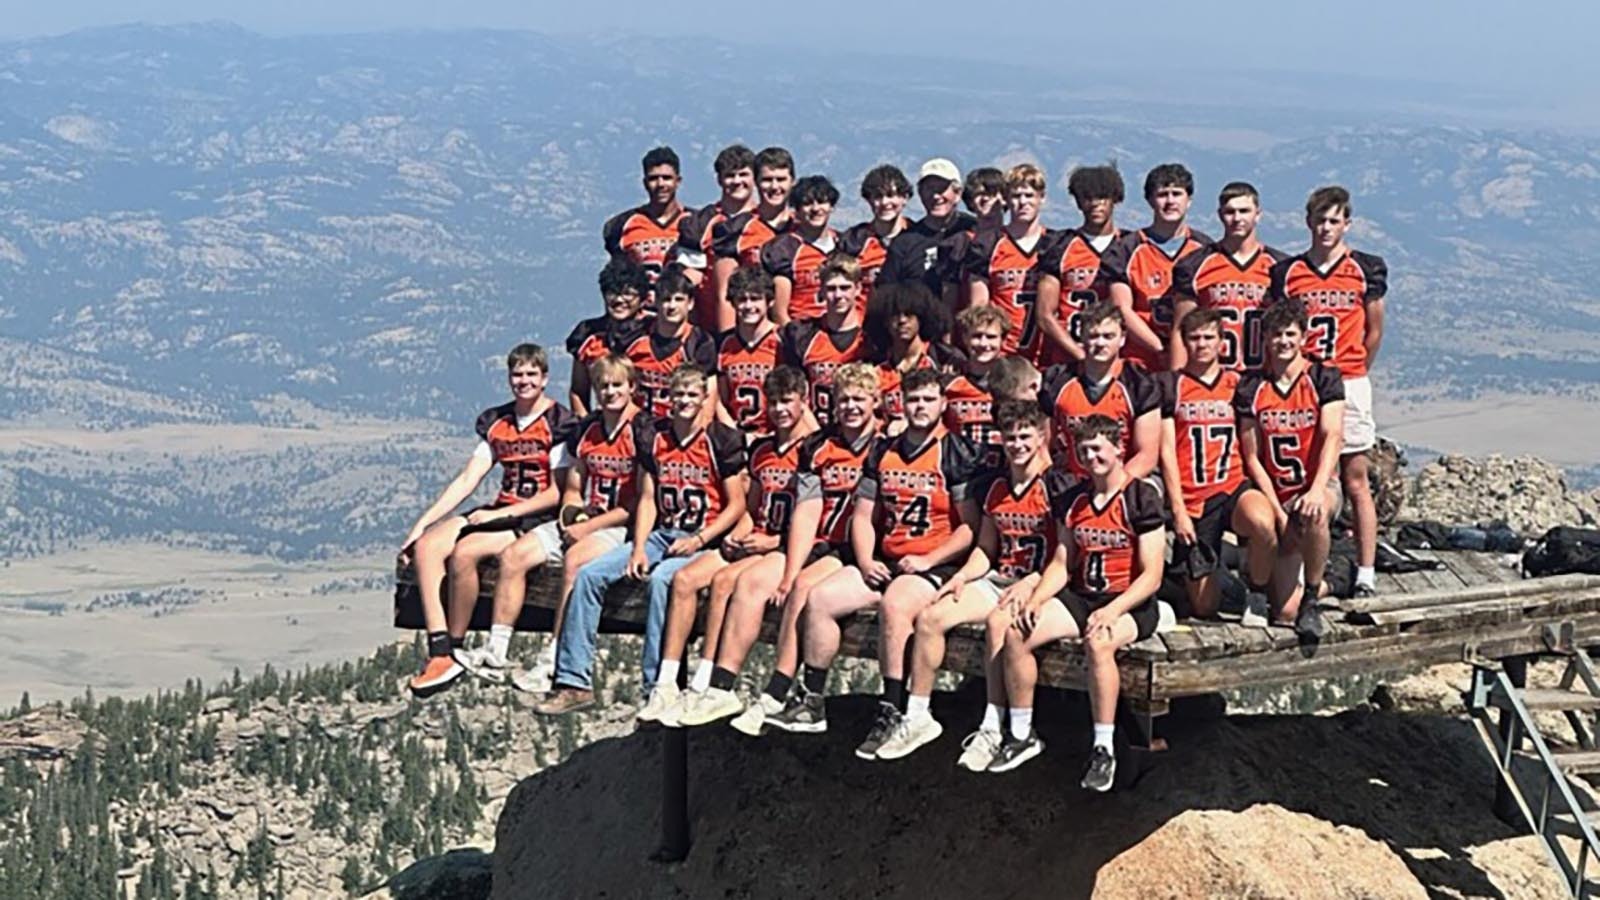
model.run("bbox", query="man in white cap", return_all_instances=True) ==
[878,158,978,310]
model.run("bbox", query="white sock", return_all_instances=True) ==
[906,694,931,720]
[981,703,1003,733]
[1009,708,1033,740]
[1093,723,1115,751]
[487,625,513,660]
[656,658,681,689]
[1356,566,1376,587]
[690,658,714,692]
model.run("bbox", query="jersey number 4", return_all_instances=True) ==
[884,495,932,538]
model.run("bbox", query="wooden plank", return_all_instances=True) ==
[1406,591,1600,635]
[1343,572,1595,617]
[1367,587,1600,629]
[1373,571,1406,596]
[1454,551,1522,584]
[1230,624,1274,655]
[1388,567,1436,595]
[1159,626,1204,661]
[1189,623,1236,660]
[1407,550,1468,592]
[1125,635,1168,662]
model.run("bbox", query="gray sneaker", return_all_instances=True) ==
[729,693,784,737]
[855,702,902,760]
[875,712,943,761]
[987,730,1045,774]
[1081,745,1116,792]
[767,689,827,734]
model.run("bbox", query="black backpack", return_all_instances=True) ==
[1522,527,1600,577]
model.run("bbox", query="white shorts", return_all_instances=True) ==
[527,521,626,563]
[965,573,1016,606]
[1341,375,1376,454]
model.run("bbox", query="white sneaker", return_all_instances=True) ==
[956,727,1003,772]
[874,713,943,761]
[678,687,744,727]
[730,694,784,737]
[453,646,510,685]
[637,681,683,725]
[509,643,557,693]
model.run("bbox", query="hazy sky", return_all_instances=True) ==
[4,0,1595,96]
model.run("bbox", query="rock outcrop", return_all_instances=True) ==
[1407,454,1599,534]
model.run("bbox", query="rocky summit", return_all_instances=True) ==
[1407,453,1600,534]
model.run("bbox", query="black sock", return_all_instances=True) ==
[710,666,738,691]
[883,678,906,709]
[764,672,793,702]
[450,634,466,650]
[803,665,828,695]
[1303,582,1322,604]
[426,631,451,658]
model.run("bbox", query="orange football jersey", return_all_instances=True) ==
[712,210,789,268]
[747,433,807,536]
[1102,226,1211,370]
[716,326,780,435]
[841,219,906,309]
[636,419,747,533]
[876,344,962,424]
[1036,228,1120,367]
[1064,477,1163,596]
[603,205,687,303]
[963,227,1049,360]
[1234,362,1345,502]
[1158,369,1246,517]
[762,229,840,322]
[796,427,876,547]
[1040,361,1160,480]
[675,200,741,330]
[1268,251,1389,378]
[566,314,642,371]
[568,407,640,513]
[614,323,716,420]
[476,401,576,506]
[984,469,1076,581]
[778,320,865,427]
[858,429,981,561]
[942,368,1001,469]
[1171,244,1286,371]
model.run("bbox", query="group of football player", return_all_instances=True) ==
[397,142,1387,790]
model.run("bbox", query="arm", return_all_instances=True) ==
[1016,537,1071,632]
[1238,420,1286,529]
[1036,274,1084,363]
[1159,417,1195,545]
[1125,409,1161,479]
[715,377,740,429]
[1296,400,1347,525]
[568,358,592,419]
[711,256,739,332]
[1364,298,1385,366]
[1168,296,1197,371]
[1111,281,1164,355]
[487,481,562,520]
[689,473,748,549]
[1098,528,1166,621]
[774,495,824,601]
[966,273,991,309]
[851,494,890,588]
[561,460,630,544]
[773,276,794,327]
[626,471,659,578]
[940,515,998,598]
[700,374,721,429]
[403,453,494,547]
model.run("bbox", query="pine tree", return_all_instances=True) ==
[17,691,29,714]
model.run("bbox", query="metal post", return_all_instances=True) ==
[1494,655,1531,825]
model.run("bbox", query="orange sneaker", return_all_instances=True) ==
[408,655,463,698]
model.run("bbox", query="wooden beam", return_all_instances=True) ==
[1343,573,1598,618]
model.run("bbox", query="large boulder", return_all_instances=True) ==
[1407,454,1599,534]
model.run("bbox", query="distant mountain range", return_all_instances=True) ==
[3,23,1600,422]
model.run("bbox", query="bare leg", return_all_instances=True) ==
[879,575,938,683]
[699,556,761,666]
[715,553,786,675]
[492,531,551,627]
[775,557,843,678]
[1084,616,1140,726]
[445,530,516,639]
[909,583,996,697]
[413,517,468,633]
[1233,490,1279,589]
[660,551,726,666]
[1342,452,1377,569]
[801,567,880,672]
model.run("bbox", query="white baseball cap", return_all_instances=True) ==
[917,158,961,184]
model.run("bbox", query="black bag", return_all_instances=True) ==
[1523,527,1600,577]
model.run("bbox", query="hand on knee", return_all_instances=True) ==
[1085,630,1117,658]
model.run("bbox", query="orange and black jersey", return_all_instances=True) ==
[761,228,840,322]
[635,418,747,534]
[614,322,716,420]
[778,320,866,427]
[747,433,807,537]
[1268,251,1389,378]
[795,427,876,547]
[567,407,641,514]
[1040,361,1160,480]
[674,200,743,328]
[984,469,1076,582]
[1037,228,1121,364]
[603,205,688,298]
[963,227,1051,360]
[1158,369,1247,517]
[1171,243,1287,371]
[942,367,1001,469]
[876,343,965,424]
[857,428,982,561]
[712,210,790,268]
[1102,226,1212,370]
[476,401,577,506]
[1065,478,1164,596]
[841,219,907,307]
[1234,362,1345,502]
[566,314,645,371]
[879,212,978,297]
[716,326,780,435]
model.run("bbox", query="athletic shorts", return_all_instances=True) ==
[1059,590,1159,642]
[803,540,856,568]
[883,558,959,590]
[526,519,626,562]
[458,507,549,539]
[965,572,1017,606]
[1341,375,1376,454]
[1172,484,1252,580]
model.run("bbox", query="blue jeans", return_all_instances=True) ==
[553,528,695,692]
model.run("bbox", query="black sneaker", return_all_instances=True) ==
[1081,745,1116,792]
[1353,582,1378,599]
[855,701,901,760]
[986,729,1044,773]
[1294,595,1325,643]
[767,689,827,734]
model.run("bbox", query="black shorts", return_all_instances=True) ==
[803,540,856,568]
[1172,484,1253,580]
[1060,590,1159,642]
[892,561,959,590]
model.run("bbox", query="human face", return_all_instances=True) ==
[1219,196,1260,241]
[644,164,681,207]
[1148,184,1191,227]
[1308,206,1351,251]
[1267,324,1304,370]
[656,290,690,328]
[1007,185,1042,225]
[733,290,771,327]
[1077,434,1119,477]
[1076,195,1116,231]
[719,166,755,205]
[766,390,805,432]
[891,310,920,345]
[1182,323,1221,367]
[604,287,643,321]
[968,190,1005,222]
[1002,423,1044,468]
[963,323,1004,364]
[822,275,860,317]
[798,196,833,231]
[596,373,633,412]
[508,362,547,401]
[868,191,908,224]
[918,177,962,219]
[1083,318,1124,364]
[758,166,794,211]
[833,385,874,431]
[670,380,706,421]
[902,384,943,430]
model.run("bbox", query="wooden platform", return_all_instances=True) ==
[392,549,1600,719]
